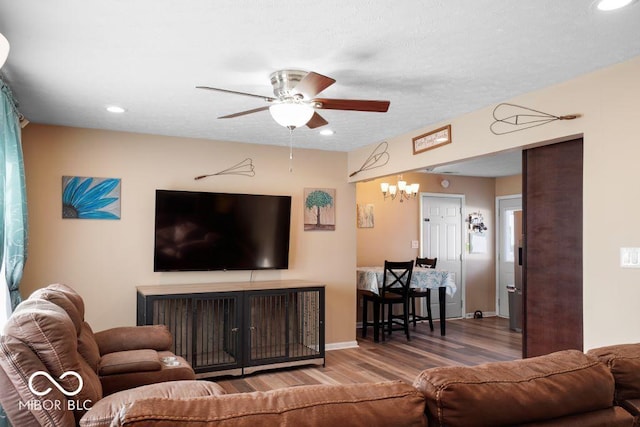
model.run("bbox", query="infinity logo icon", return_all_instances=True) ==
[28,371,83,397]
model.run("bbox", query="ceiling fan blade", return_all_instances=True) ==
[313,98,390,112]
[218,105,270,119]
[306,112,329,129]
[196,86,276,102]
[292,72,336,99]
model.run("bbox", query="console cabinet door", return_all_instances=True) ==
[192,292,242,373]
[137,292,242,373]
[244,288,324,368]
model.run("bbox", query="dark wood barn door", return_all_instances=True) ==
[522,138,583,358]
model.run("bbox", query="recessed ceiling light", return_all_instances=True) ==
[319,129,335,136]
[596,0,635,11]
[106,105,126,113]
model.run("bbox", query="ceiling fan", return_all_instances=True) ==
[197,69,390,129]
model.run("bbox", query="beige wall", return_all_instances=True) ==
[356,171,496,316]
[495,175,522,197]
[349,56,640,350]
[20,125,357,346]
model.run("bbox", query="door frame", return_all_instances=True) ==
[495,194,522,317]
[419,192,466,318]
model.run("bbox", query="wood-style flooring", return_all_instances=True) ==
[215,317,522,393]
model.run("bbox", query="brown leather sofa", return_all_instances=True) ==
[88,347,640,427]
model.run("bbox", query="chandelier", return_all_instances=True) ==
[380,176,420,202]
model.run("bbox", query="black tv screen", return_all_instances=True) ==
[154,190,291,271]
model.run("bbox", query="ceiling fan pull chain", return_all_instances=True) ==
[288,126,294,173]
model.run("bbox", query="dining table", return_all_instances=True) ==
[357,266,457,339]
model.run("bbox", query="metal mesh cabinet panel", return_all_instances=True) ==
[290,289,322,357]
[153,297,192,360]
[192,294,240,372]
[245,288,324,367]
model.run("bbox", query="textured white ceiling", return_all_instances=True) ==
[1,0,639,153]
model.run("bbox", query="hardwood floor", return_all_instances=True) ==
[215,317,522,393]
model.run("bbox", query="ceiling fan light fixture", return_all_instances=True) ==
[596,0,635,10]
[269,102,314,128]
[106,105,126,113]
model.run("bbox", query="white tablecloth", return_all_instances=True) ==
[356,266,457,297]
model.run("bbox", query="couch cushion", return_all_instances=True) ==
[99,353,195,396]
[413,349,616,427]
[114,381,427,427]
[78,322,102,372]
[30,285,85,335]
[79,380,226,427]
[587,343,640,401]
[98,349,162,376]
[0,334,77,427]
[4,298,103,421]
[42,283,86,320]
[518,406,635,427]
[94,325,173,355]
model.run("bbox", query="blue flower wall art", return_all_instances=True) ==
[62,176,121,220]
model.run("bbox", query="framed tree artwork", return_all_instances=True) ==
[304,188,335,231]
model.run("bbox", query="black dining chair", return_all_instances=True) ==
[410,257,437,330]
[362,260,414,342]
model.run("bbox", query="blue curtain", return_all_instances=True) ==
[0,77,27,311]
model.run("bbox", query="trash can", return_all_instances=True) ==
[507,285,522,332]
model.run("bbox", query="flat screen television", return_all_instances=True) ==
[154,190,291,271]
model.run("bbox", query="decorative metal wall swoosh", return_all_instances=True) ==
[194,158,255,180]
[490,103,581,135]
[349,141,390,177]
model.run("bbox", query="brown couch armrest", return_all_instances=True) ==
[587,343,640,401]
[80,380,226,427]
[414,349,615,426]
[114,381,427,427]
[94,325,172,355]
[98,349,162,376]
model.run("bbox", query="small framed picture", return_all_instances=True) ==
[62,176,121,220]
[412,125,452,155]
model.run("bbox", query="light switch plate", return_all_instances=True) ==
[620,247,640,268]
[411,240,419,249]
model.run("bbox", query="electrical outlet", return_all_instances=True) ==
[411,240,419,249]
[620,247,640,268]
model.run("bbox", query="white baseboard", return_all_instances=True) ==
[326,341,359,351]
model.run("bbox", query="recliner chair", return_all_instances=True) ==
[0,283,223,426]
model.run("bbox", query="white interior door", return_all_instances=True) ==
[496,196,522,317]
[421,194,463,318]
